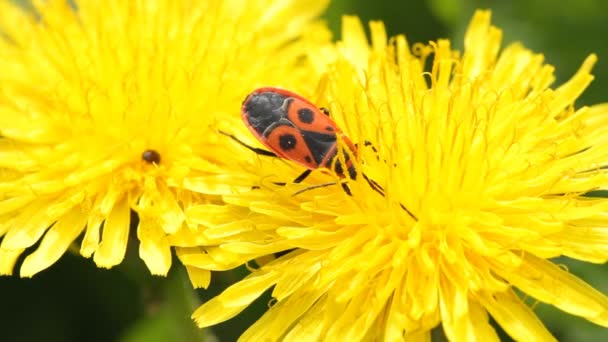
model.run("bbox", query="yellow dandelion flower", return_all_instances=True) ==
[0,0,330,280]
[186,10,608,340]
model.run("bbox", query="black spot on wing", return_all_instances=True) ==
[279,134,297,150]
[298,108,314,124]
[325,126,334,132]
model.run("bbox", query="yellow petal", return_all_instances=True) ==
[282,296,328,340]
[177,246,253,271]
[1,201,55,249]
[439,281,472,341]
[93,196,130,268]
[138,217,172,276]
[548,54,596,118]
[500,254,608,327]
[241,288,326,341]
[183,264,211,289]
[192,270,280,328]
[20,207,87,277]
[477,289,556,341]
[462,10,502,80]
[0,247,24,275]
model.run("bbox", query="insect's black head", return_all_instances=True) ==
[243,91,289,135]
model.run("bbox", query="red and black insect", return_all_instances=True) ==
[221,87,417,220]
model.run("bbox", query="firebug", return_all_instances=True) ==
[220,87,417,220]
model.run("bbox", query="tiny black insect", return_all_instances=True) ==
[142,149,161,164]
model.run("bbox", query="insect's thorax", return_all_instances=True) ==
[243,91,289,136]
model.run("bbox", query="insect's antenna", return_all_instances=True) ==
[291,181,339,197]
[218,130,277,157]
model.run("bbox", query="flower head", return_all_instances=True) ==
[187,11,608,340]
[0,0,330,280]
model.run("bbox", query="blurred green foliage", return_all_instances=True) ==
[2,0,608,341]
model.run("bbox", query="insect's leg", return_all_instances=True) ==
[270,170,312,188]
[332,149,358,181]
[319,107,330,116]
[399,203,418,221]
[362,173,385,196]
[219,130,277,157]
[362,173,417,221]
[293,169,312,183]
[340,182,352,196]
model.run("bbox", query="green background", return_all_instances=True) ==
[2,0,608,341]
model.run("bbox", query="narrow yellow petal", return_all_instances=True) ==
[468,300,501,341]
[0,247,24,275]
[499,254,608,326]
[548,225,608,263]
[548,54,597,118]
[183,264,211,289]
[477,289,556,341]
[186,204,250,228]
[79,212,104,258]
[384,282,408,340]
[462,10,502,80]
[183,175,253,195]
[0,194,35,216]
[137,217,172,276]
[439,281,473,341]
[220,241,291,255]
[20,207,87,277]
[339,16,369,69]
[192,271,280,328]
[155,182,186,234]
[135,178,186,234]
[1,201,55,249]
[338,272,398,340]
[240,288,325,341]
[178,246,253,271]
[282,295,328,340]
[271,257,320,300]
[168,229,214,247]
[93,196,130,268]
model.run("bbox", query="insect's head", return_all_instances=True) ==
[243,90,288,135]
